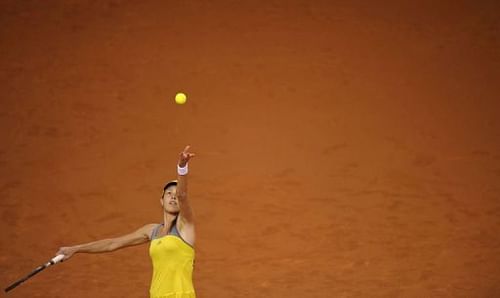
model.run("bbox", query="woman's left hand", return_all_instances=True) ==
[179,145,195,167]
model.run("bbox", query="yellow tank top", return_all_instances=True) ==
[149,223,195,298]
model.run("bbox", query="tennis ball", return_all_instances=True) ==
[175,92,187,105]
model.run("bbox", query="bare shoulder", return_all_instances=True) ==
[137,223,159,238]
[178,214,195,229]
[109,223,160,250]
[177,215,195,246]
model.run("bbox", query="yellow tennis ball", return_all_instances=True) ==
[175,92,187,105]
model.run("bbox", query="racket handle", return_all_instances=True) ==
[50,254,65,265]
[4,255,65,292]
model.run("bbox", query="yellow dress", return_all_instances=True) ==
[149,223,195,298]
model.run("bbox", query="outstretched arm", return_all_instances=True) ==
[56,223,156,261]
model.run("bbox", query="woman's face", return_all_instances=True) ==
[161,185,180,213]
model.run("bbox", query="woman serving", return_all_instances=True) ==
[57,145,197,298]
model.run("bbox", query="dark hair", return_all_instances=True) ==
[161,180,178,198]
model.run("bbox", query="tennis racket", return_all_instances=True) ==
[4,254,65,293]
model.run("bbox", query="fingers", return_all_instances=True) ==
[181,146,195,158]
[57,247,73,261]
[56,249,67,261]
[179,146,195,166]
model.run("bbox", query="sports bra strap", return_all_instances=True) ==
[150,224,162,240]
[150,219,180,240]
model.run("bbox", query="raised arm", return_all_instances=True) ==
[177,145,195,224]
[56,223,156,261]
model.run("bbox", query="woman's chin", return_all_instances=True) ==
[166,208,180,214]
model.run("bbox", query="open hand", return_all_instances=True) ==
[179,145,195,167]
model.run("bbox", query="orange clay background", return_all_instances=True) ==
[1,1,499,297]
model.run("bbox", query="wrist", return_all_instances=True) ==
[177,163,188,175]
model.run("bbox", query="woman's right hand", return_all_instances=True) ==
[178,145,195,167]
[56,246,78,261]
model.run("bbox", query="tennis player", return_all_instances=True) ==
[56,145,197,298]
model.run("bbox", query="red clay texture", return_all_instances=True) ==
[1,1,499,297]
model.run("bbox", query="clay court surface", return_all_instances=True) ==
[1,1,499,297]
